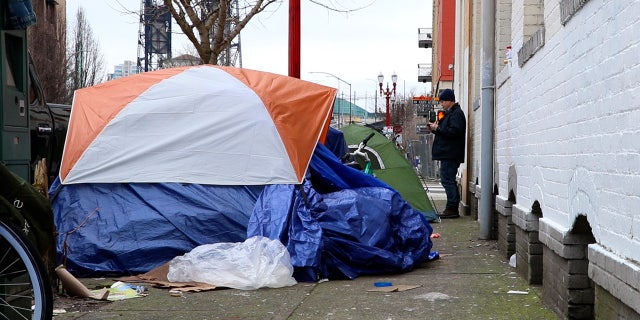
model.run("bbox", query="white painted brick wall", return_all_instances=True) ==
[496,0,640,263]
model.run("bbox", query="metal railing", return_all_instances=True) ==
[418,28,433,48]
[407,135,439,181]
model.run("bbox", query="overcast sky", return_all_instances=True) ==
[66,0,433,111]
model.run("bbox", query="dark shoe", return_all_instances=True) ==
[438,208,460,219]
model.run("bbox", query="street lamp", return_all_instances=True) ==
[378,72,398,128]
[309,71,352,124]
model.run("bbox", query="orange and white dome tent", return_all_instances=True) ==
[51,66,437,278]
[59,65,337,185]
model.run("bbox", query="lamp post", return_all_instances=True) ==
[378,72,398,128]
[309,71,352,124]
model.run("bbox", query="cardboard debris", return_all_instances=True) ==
[367,284,422,292]
[55,265,109,300]
[117,262,217,293]
[507,290,529,295]
[56,265,148,301]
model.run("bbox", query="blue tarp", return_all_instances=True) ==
[324,127,348,159]
[51,142,433,279]
[248,143,433,281]
[51,182,264,276]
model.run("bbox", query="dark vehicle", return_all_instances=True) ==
[27,53,70,183]
[2,50,70,184]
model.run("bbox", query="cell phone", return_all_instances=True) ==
[429,110,436,122]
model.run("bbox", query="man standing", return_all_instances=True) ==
[427,89,466,219]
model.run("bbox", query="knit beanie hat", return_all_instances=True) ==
[438,89,456,102]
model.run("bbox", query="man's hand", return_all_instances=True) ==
[428,122,438,131]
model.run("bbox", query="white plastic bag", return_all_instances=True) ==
[167,236,297,290]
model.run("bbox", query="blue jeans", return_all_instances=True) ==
[440,160,461,210]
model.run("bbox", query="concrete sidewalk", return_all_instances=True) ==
[52,180,558,320]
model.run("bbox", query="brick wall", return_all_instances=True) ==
[515,227,542,284]
[594,285,640,320]
[589,244,640,316]
[495,195,515,259]
[542,246,593,319]
[539,218,595,319]
[493,0,640,316]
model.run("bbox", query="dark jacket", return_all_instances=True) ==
[431,103,466,163]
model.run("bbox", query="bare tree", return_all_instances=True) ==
[162,53,204,67]
[147,1,374,67]
[306,0,375,12]
[27,2,70,104]
[164,0,280,65]
[163,43,204,68]
[68,7,106,95]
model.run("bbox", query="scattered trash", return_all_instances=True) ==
[167,236,297,290]
[169,290,184,297]
[56,265,148,301]
[507,290,529,295]
[118,262,217,293]
[107,281,148,301]
[367,284,422,292]
[374,282,393,287]
[52,309,67,315]
[509,254,516,267]
[427,251,440,261]
[55,265,109,300]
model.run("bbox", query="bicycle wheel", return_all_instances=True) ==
[0,218,53,320]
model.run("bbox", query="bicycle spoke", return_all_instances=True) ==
[0,298,33,311]
[0,219,52,320]
[0,259,27,278]
[0,290,33,297]
[0,298,32,320]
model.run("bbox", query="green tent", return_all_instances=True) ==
[340,124,437,222]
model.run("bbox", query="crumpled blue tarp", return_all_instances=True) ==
[248,143,433,281]
[51,142,433,279]
[50,181,264,276]
[324,127,349,159]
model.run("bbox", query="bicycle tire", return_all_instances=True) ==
[0,217,53,320]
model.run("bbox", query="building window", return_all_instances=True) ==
[497,0,513,71]
[517,0,545,67]
[560,0,591,25]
